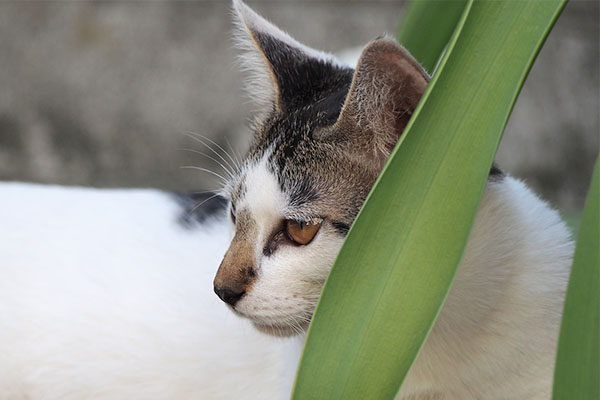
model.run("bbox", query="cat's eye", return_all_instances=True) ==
[285,218,323,245]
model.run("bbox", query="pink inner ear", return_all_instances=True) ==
[360,41,428,110]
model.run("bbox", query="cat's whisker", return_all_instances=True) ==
[284,322,297,336]
[291,320,302,334]
[177,148,235,179]
[183,132,238,178]
[184,131,239,175]
[186,193,222,217]
[195,132,240,171]
[224,137,243,170]
[189,189,225,196]
[291,319,306,336]
[180,166,228,185]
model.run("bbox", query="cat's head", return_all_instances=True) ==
[213,0,428,337]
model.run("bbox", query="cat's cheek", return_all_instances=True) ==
[235,233,345,330]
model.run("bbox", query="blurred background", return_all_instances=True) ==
[0,0,597,213]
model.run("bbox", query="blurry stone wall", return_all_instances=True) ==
[0,0,597,212]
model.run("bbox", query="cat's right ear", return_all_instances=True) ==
[332,39,429,169]
[232,0,343,111]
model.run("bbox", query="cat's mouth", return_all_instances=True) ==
[252,320,310,338]
[233,308,311,337]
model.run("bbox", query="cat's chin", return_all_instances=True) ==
[252,321,309,338]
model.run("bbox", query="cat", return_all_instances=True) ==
[0,1,574,399]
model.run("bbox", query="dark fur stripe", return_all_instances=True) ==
[171,192,228,228]
[288,179,319,207]
[332,221,350,236]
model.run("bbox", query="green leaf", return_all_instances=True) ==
[397,0,467,73]
[553,159,599,400]
[292,1,567,399]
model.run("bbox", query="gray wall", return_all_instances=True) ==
[0,1,597,212]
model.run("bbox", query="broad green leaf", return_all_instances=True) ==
[397,0,467,73]
[553,159,599,400]
[293,1,567,399]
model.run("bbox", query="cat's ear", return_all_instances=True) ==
[333,39,429,167]
[232,0,345,111]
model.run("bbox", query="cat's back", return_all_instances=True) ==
[400,176,574,400]
[0,182,292,400]
[0,182,228,283]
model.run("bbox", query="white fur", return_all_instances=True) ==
[0,183,294,399]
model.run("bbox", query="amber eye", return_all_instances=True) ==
[285,218,323,245]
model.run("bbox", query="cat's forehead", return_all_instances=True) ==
[231,126,323,214]
[230,150,321,219]
[234,156,287,220]
[248,82,352,158]
[229,79,352,207]
[228,128,374,227]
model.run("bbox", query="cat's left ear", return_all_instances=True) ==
[232,0,346,111]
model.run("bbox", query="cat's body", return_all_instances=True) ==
[0,1,574,399]
[0,177,572,399]
[0,183,299,399]
[397,176,572,399]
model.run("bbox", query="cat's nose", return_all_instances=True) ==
[214,286,245,306]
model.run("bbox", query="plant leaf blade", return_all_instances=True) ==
[293,0,567,399]
[553,158,599,400]
[397,0,467,73]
